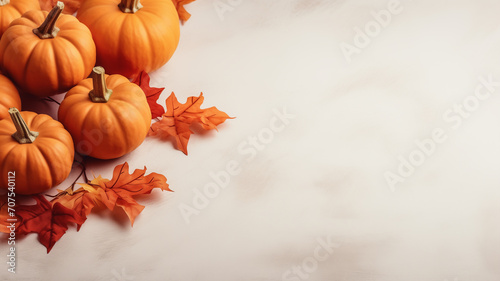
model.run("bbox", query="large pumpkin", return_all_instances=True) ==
[0,2,96,97]
[0,108,74,195]
[76,0,180,78]
[58,66,151,159]
[0,74,20,120]
[0,0,40,37]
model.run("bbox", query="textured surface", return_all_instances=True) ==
[2,0,500,280]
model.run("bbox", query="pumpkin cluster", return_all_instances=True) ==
[0,0,180,195]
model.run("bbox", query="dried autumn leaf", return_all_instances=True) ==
[40,0,84,14]
[82,163,170,226]
[132,71,166,119]
[171,0,196,23]
[16,195,84,253]
[149,92,233,155]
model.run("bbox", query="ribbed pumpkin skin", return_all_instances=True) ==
[76,0,180,78]
[0,74,20,120]
[0,10,96,97]
[0,111,74,195]
[58,74,152,159]
[0,0,40,37]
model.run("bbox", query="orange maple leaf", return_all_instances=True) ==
[40,0,84,14]
[52,188,101,230]
[15,195,85,253]
[149,92,233,155]
[82,163,171,226]
[171,0,196,23]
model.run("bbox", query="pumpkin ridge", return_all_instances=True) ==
[28,113,54,130]
[34,143,58,185]
[0,142,18,163]
[0,147,19,188]
[61,102,93,140]
[54,37,85,81]
[107,101,137,149]
[135,14,155,66]
[34,118,65,134]
[30,144,55,190]
[9,1,24,16]
[50,40,63,92]
[1,6,17,21]
[19,40,42,88]
[2,26,36,60]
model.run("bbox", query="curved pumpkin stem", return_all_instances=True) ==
[33,1,64,39]
[0,0,10,7]
[119,0,142,13]
[89,66,112,103]
[9,108,39,144]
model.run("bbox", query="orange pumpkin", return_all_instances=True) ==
[0,74,20,120]
[0,108,74,195]
[0,0,40,37]
[58,66,152,159]
[76,0,180,78]
[0,2,96,97]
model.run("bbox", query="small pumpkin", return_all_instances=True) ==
[76,0,180,78]
[0,74,21,120]
[0,2,96,97]
[58,66,152,159]
[0,108,74,195]
[0,0,40,37]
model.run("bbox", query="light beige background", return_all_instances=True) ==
[2,0,500,280]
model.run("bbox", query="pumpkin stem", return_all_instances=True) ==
[33,1,64,39]
[118,0,142,13]
[9,108,39,144]
[0,0,10,7]
[89,66,112,103]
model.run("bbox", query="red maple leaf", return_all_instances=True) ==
[15,195,84,253]
[171,0,196,23]
[149,92,233,155]
[132,71,166,119]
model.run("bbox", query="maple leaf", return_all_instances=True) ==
[52,188,101,231]
[39,0,84,14]
[171,0,196,23]
[82,163,170,226]
[149,92,233,155]
[132,71,166,119]
[15,195,84,253]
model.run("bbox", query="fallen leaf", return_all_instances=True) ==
[132,71,166,119]
[39,0,84,14]
[171,0,196,23]
[52,188,100,230]
[149,92,233,155]
[82,163,170,226]
[15,195,84,253]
